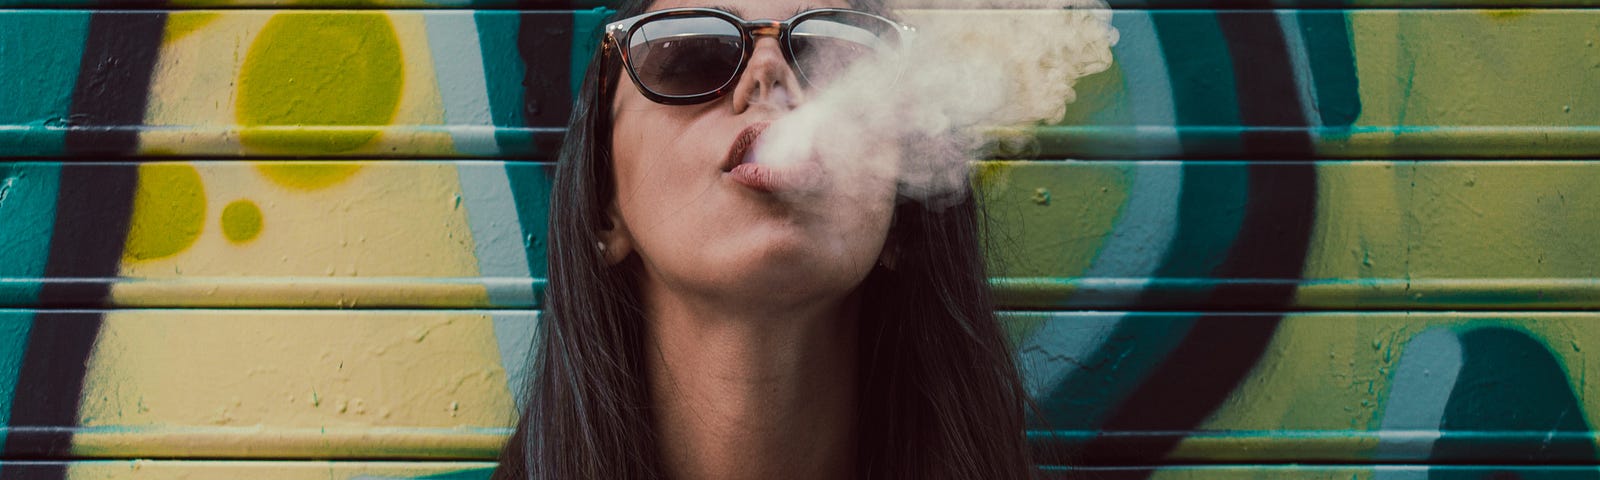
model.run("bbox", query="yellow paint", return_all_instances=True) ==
[1186,313,1397,433]
[1338,10,1600,155]
[1145,467,1377,480]
[63,460,495,479]
[125,164,207,262]
[1484,9,1532,21]
[1299,162,1409,285]
[76,310,518,442]
[1175,313,1600,459]
[972,160,1011,194]
[140,13,264,144]
[237,12,403,155]
[110,279,498,308]
[68,428,507,460]
[222,200,264,243]
[116,161,485,284]
[979,161,1129,279]
[256,163,363,190]
[139,12,452,156]
[163,12,221,44]
[1402,162,1600,279]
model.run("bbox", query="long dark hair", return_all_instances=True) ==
[493,1,1035,478]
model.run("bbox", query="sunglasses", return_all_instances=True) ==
[603,8,914,105]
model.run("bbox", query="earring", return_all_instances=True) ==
[596,241,608,253]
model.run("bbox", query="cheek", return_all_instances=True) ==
[609,110,701,213]
[607,98,731,261]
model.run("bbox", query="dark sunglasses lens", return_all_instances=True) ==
[628,16,744,97]
[790,14,899,86]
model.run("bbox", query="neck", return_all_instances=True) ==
[642,284,859,480]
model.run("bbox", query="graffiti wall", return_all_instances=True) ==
[1,0,1598,478]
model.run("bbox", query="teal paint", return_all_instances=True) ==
[0,163,61,305]
[476,11,532,154]
[1150,164,1248,278]
[503,163,554,280]
[417,467,494,480]
[569,8,610,99]
[1149,11,1242,154]
[1431,326,1599,473]
[0,12,90,156]
[1298,10,1361,128]
[1375,328,1462,461]
[0,162,58,457]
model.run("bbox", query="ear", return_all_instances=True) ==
[597,202,635,266]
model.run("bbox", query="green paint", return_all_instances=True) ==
[1054,59,1131,127]
[221,200,263,243]
[1352,10,1600,137]
[476,11,532,153]
[1298,10,1361,129]
[0,163,54,455]
[419,468,494,480]
[0,12,88,156]
[126,164,207,261]
[1151,11,1242,153]
[505,163,553,279]
[978,162,1129,280]
[237,13,403,154]
[1431,327,1598,478]
[1484,10,1534,21]
[1152,164,1248,278]
[0,163,60,304]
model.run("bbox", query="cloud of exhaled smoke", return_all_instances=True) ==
[753,0,1118,210]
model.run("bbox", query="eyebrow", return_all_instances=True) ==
[708,4,744,16]
[706,4,815,20]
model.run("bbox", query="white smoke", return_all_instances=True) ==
[753,0,1119,209]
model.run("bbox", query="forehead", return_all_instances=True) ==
[645,0,854,19]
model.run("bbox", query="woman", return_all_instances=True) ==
[494,0,1035,478]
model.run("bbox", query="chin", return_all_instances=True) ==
[711,228,875,302]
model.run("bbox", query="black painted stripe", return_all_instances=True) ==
[1218,11,1317,159]
[37,163,139,307]
[1,312,102,461]
[518,12,575,156]
[63,11,166,156]
[1078,11,1318,468]
[0,462,63,479]
[1,12,163,467]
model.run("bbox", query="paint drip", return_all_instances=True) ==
[752,0,1119,210]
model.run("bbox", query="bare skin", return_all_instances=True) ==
[599,0,896,478]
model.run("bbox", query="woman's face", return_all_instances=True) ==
[605,0,898,308]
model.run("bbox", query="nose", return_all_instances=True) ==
[730,37,804,114]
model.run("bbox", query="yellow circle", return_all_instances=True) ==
[125,164,206,261]
[237,12,403,155]
[222,200,264,243]
[256,163,363,190]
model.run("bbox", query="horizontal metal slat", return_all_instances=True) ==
[0,460,495,479]
[7,461,1600,479]
[1,9,1595,158]
[0,310,1595,463]
[6,0,1600,9]
[4,160,1599,309]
